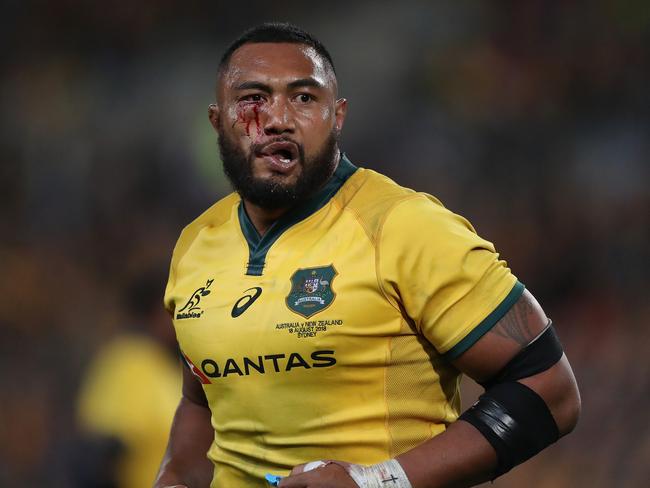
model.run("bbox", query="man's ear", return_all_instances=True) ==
[208,104,220,131]
[334,98,348,133]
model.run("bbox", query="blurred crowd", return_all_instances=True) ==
[1,1,648,486]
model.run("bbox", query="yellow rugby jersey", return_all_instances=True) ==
[164,156,523,487]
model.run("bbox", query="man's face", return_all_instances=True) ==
[209,42,347,209]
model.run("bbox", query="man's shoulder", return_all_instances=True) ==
[338,167,417,211]
[337,167,447,242]
[180,192,239,234]
[170,192,240,266]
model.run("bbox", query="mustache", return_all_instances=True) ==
[250,137,302,154]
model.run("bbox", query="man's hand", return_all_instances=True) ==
[279,462,358,487]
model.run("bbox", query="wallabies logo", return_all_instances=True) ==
[176,279,213,319]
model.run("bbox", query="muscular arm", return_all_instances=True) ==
[281,289,580,488]
[396,289,581,488]
[153,363,214,488]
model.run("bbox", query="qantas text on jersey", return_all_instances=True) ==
[199,350,337,379]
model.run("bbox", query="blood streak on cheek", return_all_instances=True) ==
[235,102,264,139]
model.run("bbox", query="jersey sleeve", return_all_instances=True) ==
[377,194,524,360]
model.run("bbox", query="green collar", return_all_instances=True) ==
[238,154,357,276]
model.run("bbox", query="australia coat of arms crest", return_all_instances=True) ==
[286,265,338,318]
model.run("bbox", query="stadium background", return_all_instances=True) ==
[1,0,648,486]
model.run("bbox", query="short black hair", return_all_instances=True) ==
[218,22,336,78]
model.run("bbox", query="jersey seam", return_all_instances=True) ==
[328,169,368,234]
[374,194,430,321]
[384,334,393,459]
[172,196,240,282]
[335,189,423,460]
[173,224,209,286]
[337,203,374,245]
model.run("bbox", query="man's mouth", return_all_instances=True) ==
[256,141,299,169]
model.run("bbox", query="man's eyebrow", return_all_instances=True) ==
[235,81,272,92]
[287,78,325,90]
[234,78,325,92]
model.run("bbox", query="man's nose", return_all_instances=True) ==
[263,98,295,135]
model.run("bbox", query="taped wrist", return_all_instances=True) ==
[459,381,559,477]
[344,459,412,488]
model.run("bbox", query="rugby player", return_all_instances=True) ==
[154,23,580,488]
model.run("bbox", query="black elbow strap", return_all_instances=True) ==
[460,324,564,476]
[460,381,559,477]
[480,322,564,390]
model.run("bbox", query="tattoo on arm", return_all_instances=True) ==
[491,295,540,347]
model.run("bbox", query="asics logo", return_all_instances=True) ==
[231,287,262,318]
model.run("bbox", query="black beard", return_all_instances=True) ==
[218,128,339,210]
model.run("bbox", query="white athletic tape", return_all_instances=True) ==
[345,459,413,488]
[300,458,412,488]
[303,460,327,472]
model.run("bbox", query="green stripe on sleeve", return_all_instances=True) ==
[443,281,526,361]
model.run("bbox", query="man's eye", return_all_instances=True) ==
[296,93,313,103]
[242,94,263,102]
